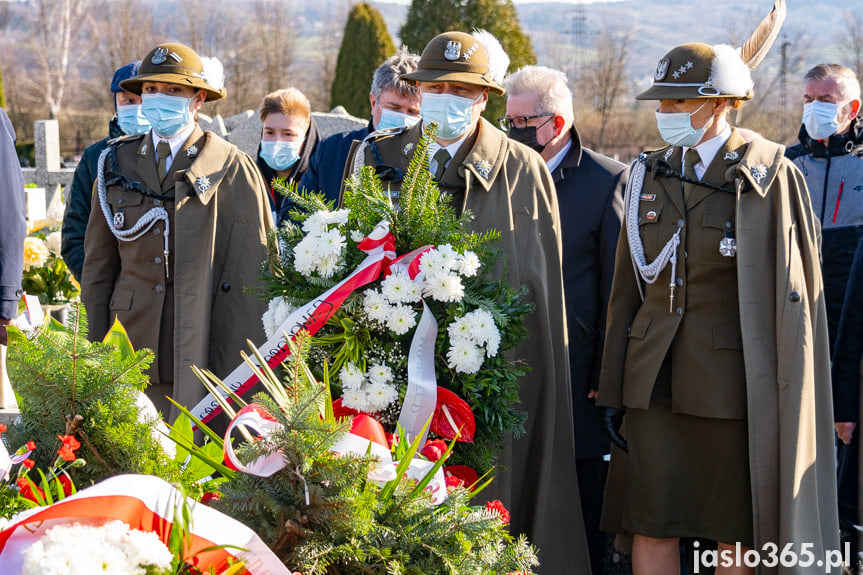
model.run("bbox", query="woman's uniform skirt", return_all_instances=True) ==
[606,357,755,547]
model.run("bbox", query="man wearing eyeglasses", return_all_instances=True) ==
[503,65,627,575]
[343,31,591,575]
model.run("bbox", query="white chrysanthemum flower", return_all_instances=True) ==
[317,253,340,279]
[365,382,398,411]
[447,341,484,374]
[436,244,459,270]
[322,208,350,226]
[23,237,50,271]
[386,304,417,335]
[363,289,391,323]
[485,328,501,357]
[45,230,62,256]
[447,316,473,342]
[342,387,370,412]
[381,270,421,304]
[350,229,365,243]
[419,250,448,279]
[367,363,393,386]
[121,527,174,569]
[457,250,481,277]
[262,297,298,339]
[301,211,326,235]
[292,237,318,276]
[424,273,464,302]
[340,362,365,389]
[320,228,346,254]
[466,308,496,340]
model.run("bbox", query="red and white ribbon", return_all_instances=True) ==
[222,404,286,477]
[329,414,397,482]
[0,474,290,575]
[191,222,396,425]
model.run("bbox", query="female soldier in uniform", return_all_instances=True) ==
[596,9,841,574]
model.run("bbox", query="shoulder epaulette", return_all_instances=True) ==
[363,125,409,142]
[106,133,145,146]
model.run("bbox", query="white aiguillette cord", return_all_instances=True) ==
[96,146,171,277]
[625,158,681,306]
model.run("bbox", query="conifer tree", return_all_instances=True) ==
[331,3,396,119]
[399,0,536,123]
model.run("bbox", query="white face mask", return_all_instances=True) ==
[420,92,482,140]
[655,101,713,148]
[376,108,420,131]
[802,100,842,141]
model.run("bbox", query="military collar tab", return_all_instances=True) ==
[461,119,506,191]
[107,133,146,148]
[735,140,783,197]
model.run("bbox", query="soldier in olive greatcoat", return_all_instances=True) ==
[597,38,840,574]
[81,43,272,420]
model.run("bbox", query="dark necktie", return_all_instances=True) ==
[683,147,700,202]
[156,141,172,183]
[433,148,450,181]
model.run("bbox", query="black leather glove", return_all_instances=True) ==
[603,407,628,453]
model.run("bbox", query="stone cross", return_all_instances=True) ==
[21,119,76,208]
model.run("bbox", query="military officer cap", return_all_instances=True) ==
[121,43,226,102]
[637,43,755,101]
[401,31,506,95]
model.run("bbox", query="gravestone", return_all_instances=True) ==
[21,120,75,208]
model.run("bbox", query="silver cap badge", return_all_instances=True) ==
[151,47,168,65]
[444,41,461,61]
[654,58,670,81]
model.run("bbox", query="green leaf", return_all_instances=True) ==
[101,317,136,361]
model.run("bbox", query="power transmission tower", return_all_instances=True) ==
[571,3,586,81]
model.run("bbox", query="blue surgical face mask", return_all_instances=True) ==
[116,104,151,135]
[141,93,194,138]
[420,92,481,140]
[802,100,842,141]
[260,140,302,171]
[376,108,420,131]
[655,101,713,148]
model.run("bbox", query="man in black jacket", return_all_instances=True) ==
[61,62,149,282]
[503,65,628,575]
[295,47,419,210]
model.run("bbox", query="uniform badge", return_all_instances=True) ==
[645,210,658,221]
[169,51,183,63]
[750,164,768,184]
[640,193,656,202]
[403,142,414,155]
[654,58,670,81]
[719,235,737,257]
[672,61,694,80]
[462,42,478,61]
[444,41,461,61]
[664,148,674,161]
[474,160,492,180]
[113,211,125,228]
[724,151,739,161]
[195,176,211,193]
[151,47,169,65]
[186,145,198,158]
[139,143,148,156]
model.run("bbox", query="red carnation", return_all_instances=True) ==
[22,459,34,469]
[486,499,510,525]
[26,441,36,451]
[0,423,7,434]
[56,474,73,496]
[57,435,81,461]
[201,492,222,505]
[16,477,44,502]
[420,439,448,462]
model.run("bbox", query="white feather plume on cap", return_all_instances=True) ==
[472,29,509,85]
[709,44,754,98]
[200,57,225,91]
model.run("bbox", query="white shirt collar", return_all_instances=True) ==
[546,139,572,173]
[683,124,732,180]
[151,122,196,161]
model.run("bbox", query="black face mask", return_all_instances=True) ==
[507,126,546,153]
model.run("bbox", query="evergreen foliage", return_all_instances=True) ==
[399,0,536,123]
[3,305,186,488]
[204,335,539,574]
[331,3,396,119]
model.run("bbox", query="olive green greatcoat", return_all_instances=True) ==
[597,130,840,573]
[81,126,273,418]
[344,118,591,574]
